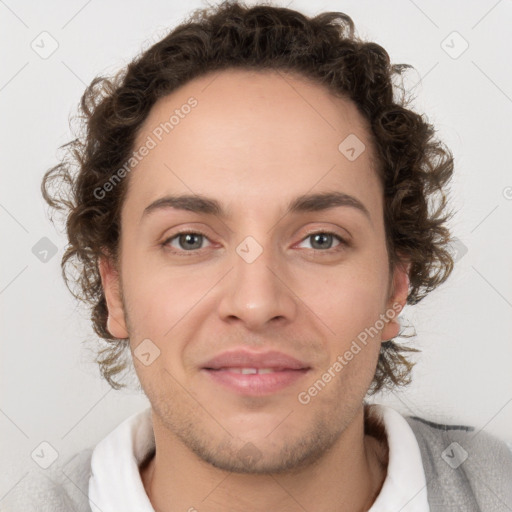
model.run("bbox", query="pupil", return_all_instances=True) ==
[181,233,201,250]
[313,233,331,249]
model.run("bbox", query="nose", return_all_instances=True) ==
[217,237,298,331]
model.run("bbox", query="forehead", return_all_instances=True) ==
[125,69,382,223]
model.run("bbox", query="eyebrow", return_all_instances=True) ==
[141,191,372,223]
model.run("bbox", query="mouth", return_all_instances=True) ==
[201,367,311,395]
[200,348,311,396]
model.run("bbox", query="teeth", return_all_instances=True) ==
[222,367,278,374]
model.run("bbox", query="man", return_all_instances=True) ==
[6,1,511,511]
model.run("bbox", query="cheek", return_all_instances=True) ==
[302,263,389,338]
[120,244,183,323]
[307,282,385,403]
[121,255,218,362]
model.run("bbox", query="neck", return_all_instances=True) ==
[140,403,388,512]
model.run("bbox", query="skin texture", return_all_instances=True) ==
[99,69,410,512]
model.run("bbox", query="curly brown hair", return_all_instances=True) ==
[42,0,455,393]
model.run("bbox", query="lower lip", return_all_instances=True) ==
[202,368,310,395]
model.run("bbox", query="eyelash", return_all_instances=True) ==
[161,229,348,256]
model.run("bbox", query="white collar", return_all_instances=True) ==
[367,404,430,511]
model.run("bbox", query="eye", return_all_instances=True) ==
[297,231,347,251]
[162,231,212,254]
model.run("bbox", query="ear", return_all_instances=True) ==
[380,258,411,342]
[98,252,129,339]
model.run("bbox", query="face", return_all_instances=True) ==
[100,69,409,474]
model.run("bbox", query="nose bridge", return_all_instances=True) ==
[217,232,297,328]
[234,233,278,287]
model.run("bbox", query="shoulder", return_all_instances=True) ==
[404,414,512,510]
[1,448,93,512]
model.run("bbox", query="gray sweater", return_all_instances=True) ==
[2,415,511,511]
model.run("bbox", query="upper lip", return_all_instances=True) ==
[202,349,310,370]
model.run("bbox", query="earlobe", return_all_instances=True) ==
[98,254,129,339]
[381,259,410,342]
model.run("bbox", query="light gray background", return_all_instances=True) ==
[1,0,511,498]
